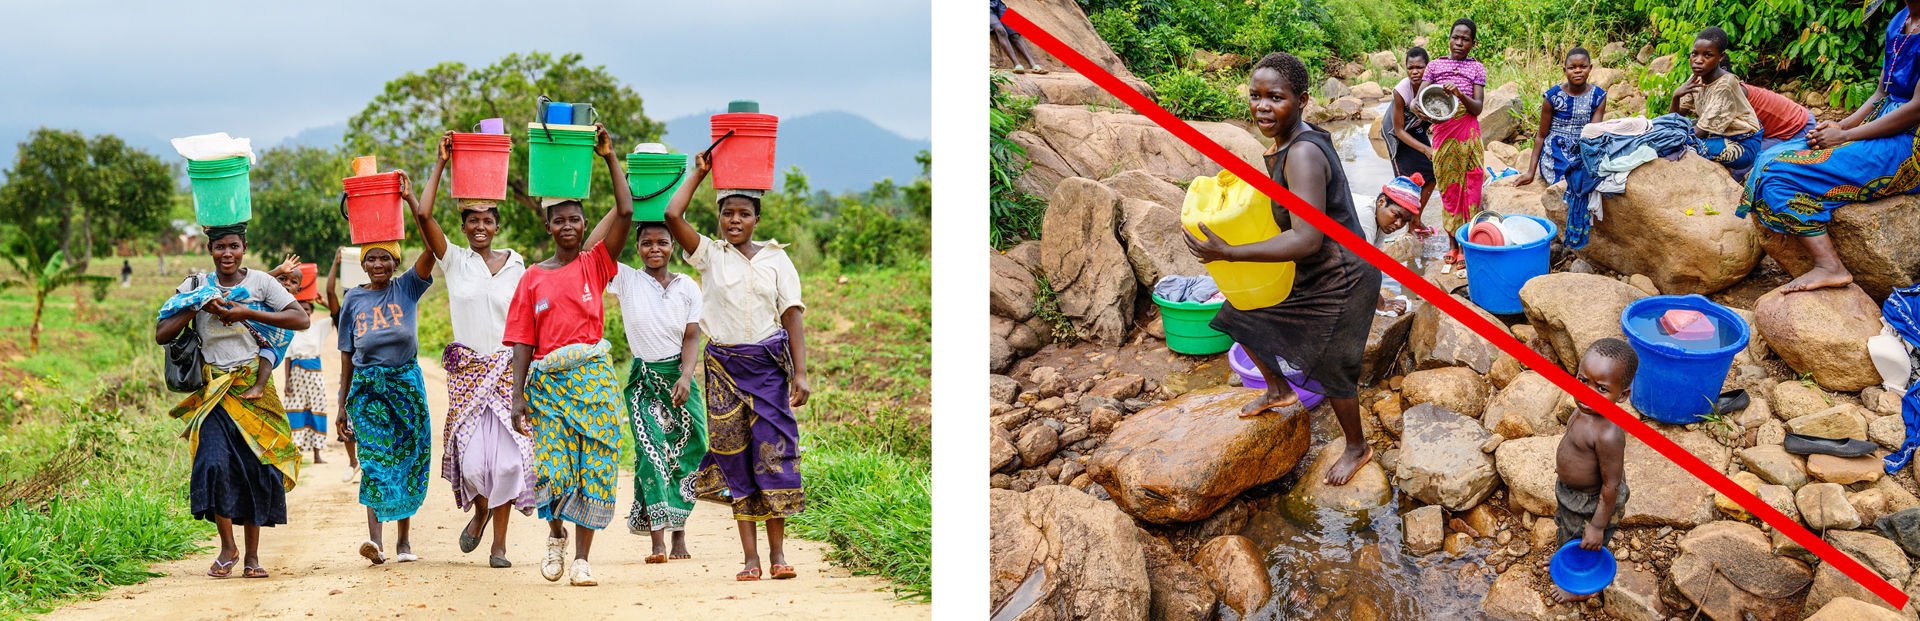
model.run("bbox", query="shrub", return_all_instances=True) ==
[1149,68,1245,121]
[990,74,1048,250]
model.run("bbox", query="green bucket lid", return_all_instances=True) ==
[726,100,759,113]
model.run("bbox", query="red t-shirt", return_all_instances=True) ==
[503,242,617,360]
[1743,84,1812,140]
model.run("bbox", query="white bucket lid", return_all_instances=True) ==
[632,142,668,154]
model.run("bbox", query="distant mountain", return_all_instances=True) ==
[278,123,347,150]
[662,110,928,194]
[0,126,180,178]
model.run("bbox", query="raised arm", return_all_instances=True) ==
[1185,142,1330,264]
[585,124,635,258]
[325,249,342,323]
[417,132,452,261]
[401,171,438,280]
[663,152,709,255]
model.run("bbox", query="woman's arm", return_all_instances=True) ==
[585,125,636,257]
[404,173,439,280]
[509,343,534,436]
[1590,95,1608,123]
[1836,82,1911,139]
[336,350,354,431]
[418,133,451,261]
[673,323,701,407]
[1459,82,1484,117]
[325,248,342,320]
[662,153,708,255]
[155,305,196,344]
[1515,97,1555,186]
[1185,144,1331,263]
[1389,93,1432,156]
[781,307,809,407]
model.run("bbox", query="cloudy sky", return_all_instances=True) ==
[0,0,930,148]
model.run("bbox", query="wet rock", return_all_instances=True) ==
[1361,308,1417,383]
[1808,453,1884,484]
[1401,367,1490,419]
[1754,284,1884,392]
[1603,566,1670,621]
[1760,194,1920,299]
[1107,171,1207,291]
[1405,504,1445,555]
[1520,273,1649,370]
[1409,293,1511,373]
[1827,529,1912,582]
[1483,371,1571,439]
[1797,482,1864,530]
[1494,435,1559,516]
[1088,387,1311,523]
[1192,535,1270,617]
[1396,403,1500,510]
[1087,373,1144,401]
[1714,471,1766,520]
[993,425,1018,472]
[1039,178,1136,346]
[1540,153,1759,295]
[1669,521,1812,621]
[1807,597,1906,621]
[991,251,1038,322]
[1480,564,1550,621]
[1018,423,1061,469]
[1871,414,1906,450]
[1290,437,1392,512]
[1479,82,1524,143]
[1737,444,1808,490]
[989,486,1151,618]
[1786,404,1870,441]
[991,374,1022,405]
[1462,504,1500,537]
[1135,531,1217,621]
[1772,380,1831,420]
[1372,392,1405,438]
[1443,531,1472,555]
[1089,406,1122,434]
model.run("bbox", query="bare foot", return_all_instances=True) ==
[1240,385,1300,418]
[1553,586,1596,603]
[1323,444,1375,486]
[670,532,691,559]
[1781,265,1853,293]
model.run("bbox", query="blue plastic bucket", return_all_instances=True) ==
[1548,540,1617,596]
[1454,214,1556,314]
[1618,295,1750,424]
[543,101,575,125]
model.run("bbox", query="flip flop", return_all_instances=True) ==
[1715,389,1750,415]
[645,554,668,564]
[1783,433,1879,458]
[736,567,762,581]
[770,564,797,580]
[490,556,512,568]
[207,558,236,578]
[359,541,386,565]
[243,565,269,579]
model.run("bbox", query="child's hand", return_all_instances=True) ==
[1580,522,1605,550]
[1184,223,1235,262]
[1512,170,1535,187]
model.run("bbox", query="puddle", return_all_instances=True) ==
[1321,102,1447,234]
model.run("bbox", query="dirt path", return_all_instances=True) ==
[47,355,925,620]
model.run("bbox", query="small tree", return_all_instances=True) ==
[0,232,111,353]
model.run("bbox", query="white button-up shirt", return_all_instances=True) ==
[683,237,804,346]
[607,264,702,362]
[435,235,525,355]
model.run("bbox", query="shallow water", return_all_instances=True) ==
[1321,103,1447,234]
[1624,306,1739,351]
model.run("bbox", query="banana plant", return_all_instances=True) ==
[0,234,112,354]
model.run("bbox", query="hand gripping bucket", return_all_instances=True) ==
[527,123,597,199]
[340,171,408,244]
[1619,295,1750,424]
[626,152,689,222]
[448,131,512,200]
[709,112,779,191]
[1454,214,1556,314]
[188,156,252,226]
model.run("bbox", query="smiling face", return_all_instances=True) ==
[636,224,673,269]
[1564,53,1592,87]
[208,234,245,276]
[1688,38,1724,78]
[1448,24,1475,59]
[1575,353,1632,416]
[361,248,396,286]
[1247,67,1304,139]
[545,202,587,251]
[461,208,500,251]
[718,197,760,246]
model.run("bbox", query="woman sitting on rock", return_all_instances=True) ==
[1741,0,1920,293]
[1184,52,1381,486]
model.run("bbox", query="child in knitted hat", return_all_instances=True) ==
[1367,173,1429,316]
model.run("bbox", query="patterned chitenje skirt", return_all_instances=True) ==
[691,332,805,521]
[441,343,537,514]
[1432,113,1486,234]
[1741,97,1920,236]
[526,341,622,530]
[349,363,431,522]
[624,357,708,533]
[169,364,298,525]
[283,363,328,451]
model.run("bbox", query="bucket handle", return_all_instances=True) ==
[338,191,350,221]
[577,105,598,127]
[630,161,690,202]
[703,129,736,157]
[537,94,554,138]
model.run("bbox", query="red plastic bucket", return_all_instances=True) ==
[708,112,778,190]
[294,263,318,301]
[341,171,407,244]
[448,132,511,200]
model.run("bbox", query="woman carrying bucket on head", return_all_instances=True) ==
[416,131,538,568]
[504,124,636,586]
[336,173,439,566]
[663,145,812,581]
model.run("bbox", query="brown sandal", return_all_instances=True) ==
[770,564,796,580]
[736,567,762,581]
[207,558,236,578]
[645,553,667,564]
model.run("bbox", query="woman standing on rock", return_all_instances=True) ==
[1185,52,1381,486]
[1424,18,1489,269]
[416,132,538,568]
[1740,0,1920,293]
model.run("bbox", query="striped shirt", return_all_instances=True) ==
[607,264,702,362]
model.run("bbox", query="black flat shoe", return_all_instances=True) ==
[1783,432,1879,457]
[1715,389,1750,415]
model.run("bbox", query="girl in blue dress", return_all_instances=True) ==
[1516,48,1607,187]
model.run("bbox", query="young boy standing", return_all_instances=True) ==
[1555,337,1636,603]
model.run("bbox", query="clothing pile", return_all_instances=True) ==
[1881,284,1920,474]
[1153,275,1223,304]
[1561,114,1702,249]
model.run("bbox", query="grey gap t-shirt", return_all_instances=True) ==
[337,270,433,367]
[176,269,299,370]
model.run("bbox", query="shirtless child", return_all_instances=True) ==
[1554,337,1636,603]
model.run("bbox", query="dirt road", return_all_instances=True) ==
[46,356,926,620]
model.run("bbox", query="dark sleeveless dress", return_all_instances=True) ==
[1209,123,1382,399]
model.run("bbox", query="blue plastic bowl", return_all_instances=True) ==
[1548,539,1618,596]
[1226,343,1326,411]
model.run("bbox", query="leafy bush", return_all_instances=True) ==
[990,74,1047,250]
[1148,68,1245,121]
[1638,0,1888,109]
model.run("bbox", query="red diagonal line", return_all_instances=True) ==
[1003,8,1907,609]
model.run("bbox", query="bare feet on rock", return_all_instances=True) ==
[1781,265,1853,293]
[1323,444,1374,486]
[1240,385,1300,418]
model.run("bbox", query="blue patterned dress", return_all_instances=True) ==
[1539,84,1606,185]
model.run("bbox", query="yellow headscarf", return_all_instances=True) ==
[361,240,402,262]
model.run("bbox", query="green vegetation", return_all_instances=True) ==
[991,73,1047,250]
[1147,68,1244,121]
[1640,0,1890,108]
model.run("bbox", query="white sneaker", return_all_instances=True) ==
[340,466,357,483]
[541,536,567,582]
[569,559,597,586]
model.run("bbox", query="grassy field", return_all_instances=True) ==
[0,253,932,613]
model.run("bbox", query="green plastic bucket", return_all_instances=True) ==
[1154,294,1231,355]
[626,152,689,222]
[527,124,596,198]
[188,156,251,226]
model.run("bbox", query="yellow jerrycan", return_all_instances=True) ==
[1180,170,1295,310]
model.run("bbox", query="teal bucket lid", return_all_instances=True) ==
[727,100,759,113]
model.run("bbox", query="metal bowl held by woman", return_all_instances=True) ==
[1417,83,1458,120]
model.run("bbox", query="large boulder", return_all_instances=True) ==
[1360,308,1417,382]
[1136,532,1218,621]
[990,486,1152,619]
[1105,170,1206,289]
[998,71,1154,108]
[1520,273,1648,370]
[993,0,1141,81]
[1482,371,1571,439]
[1192,535,1271,617]
[1289,437,1393,512]
[992,250,1039,321]
[1479,82,1524,143]
[1395,403,1500,510]
[1039,178,1137,346]
[1761,194,1920,299]
[1754,284,1884,392]
[1408,293,1511,373]
[1401,366,1490,419]
[1088,387,1312,523]
[1493,435,1561,516]
[1669,521,1813,621]
[1025,105,1264,189]
[1539,153,1761,295]
[1620,429,1731,527]
[1009,129,1076,198]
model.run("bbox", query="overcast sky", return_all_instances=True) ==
[0,0,930,146]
